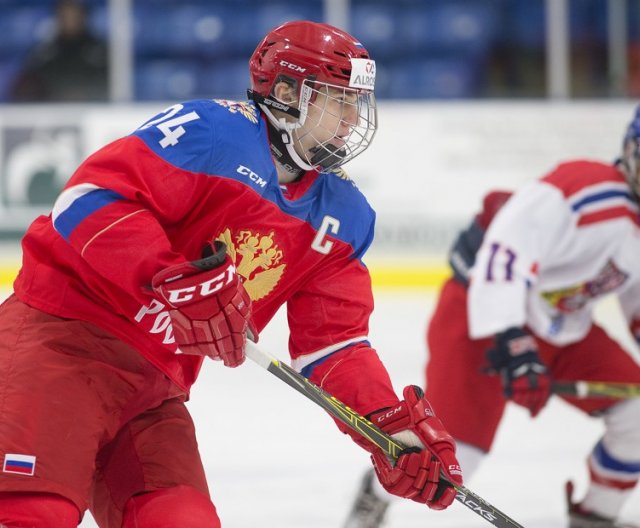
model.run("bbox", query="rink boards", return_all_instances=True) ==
[0,257,452,291]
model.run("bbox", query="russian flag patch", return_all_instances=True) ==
[3,454,36,476]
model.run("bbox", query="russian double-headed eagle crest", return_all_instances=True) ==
[214,99,258,124]
[215,228,285,301]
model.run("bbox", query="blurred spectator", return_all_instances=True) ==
[10,0,108,102]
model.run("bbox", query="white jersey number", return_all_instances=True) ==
[138,104,200,149]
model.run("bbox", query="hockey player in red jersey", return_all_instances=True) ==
[344,110,640,528]
[0,20,462,527]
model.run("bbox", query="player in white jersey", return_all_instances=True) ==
[343,108,640,528]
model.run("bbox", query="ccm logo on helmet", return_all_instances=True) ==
[279,60,306,73]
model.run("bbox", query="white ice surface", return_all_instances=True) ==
[1,285,638,528]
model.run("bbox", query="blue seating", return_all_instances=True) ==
[387,58,480,99]
[501,0,545,49]
[251,1,324,37]
[0,57,23,101]
[0,7,54,57]
[351,4,403,59]
[134,5,236,59]
[8,0,620,101]
[199,58,251,100]
[87,4,109,40]
[505,0,606,50]
[133,3,322,61]
[0,0,51,5]
[569,0,607,44]
[402,1,499,55]
[353,1,498,60]
[135,59,201,101]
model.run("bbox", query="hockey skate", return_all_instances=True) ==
[566,481,639,528]
[342,469,390,528]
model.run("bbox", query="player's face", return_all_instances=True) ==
[299,86,358,144]
[292,85,362,166]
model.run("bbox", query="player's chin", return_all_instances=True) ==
[309,143,347,168]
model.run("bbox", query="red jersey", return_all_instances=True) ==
[13,99,398,415]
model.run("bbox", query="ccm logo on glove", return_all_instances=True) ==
[373,404,434,422]
[162,267,236,304]
[373,405,403,422]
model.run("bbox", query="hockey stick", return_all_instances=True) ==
[553,380,640,399]
[245,341,525,528]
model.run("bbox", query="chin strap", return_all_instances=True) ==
[280,135,316,172]
[249,90,316,173]
[249,89,344,172]
[265,120,306,177]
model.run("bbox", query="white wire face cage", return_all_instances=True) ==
[291,80,377,172]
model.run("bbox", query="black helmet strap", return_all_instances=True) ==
[247,90,300,119]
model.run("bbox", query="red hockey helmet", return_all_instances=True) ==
[249,20,373,97]
[248,20,377,172]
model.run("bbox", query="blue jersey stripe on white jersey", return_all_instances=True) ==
[53,184,125,241]
[568,181,637,213]
[571,189,635,212]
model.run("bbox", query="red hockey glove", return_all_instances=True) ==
[152,241,257,367]
[485,327,551,417]
[368,385,463,510]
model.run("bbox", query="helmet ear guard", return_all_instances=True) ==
[247,89,301,121]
